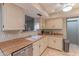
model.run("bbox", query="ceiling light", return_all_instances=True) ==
[62,3,75,12]
[63,6,72,12]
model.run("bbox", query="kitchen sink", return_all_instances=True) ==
[25,35,42,41]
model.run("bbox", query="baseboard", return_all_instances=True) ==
[47,47,64,52]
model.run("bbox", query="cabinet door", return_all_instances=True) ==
[54,19,63,29]
[46,19,63,29]
[46,19,55,29]
[39,18,46,29]
[55,37,63,51]
[48,36,55,48]
[33,41,40,56]
[0,50,4,56]
[2,4,25,30]
[39,39,44,55]
[44,37,48,48]
[39,37,48,55]
[44,37,47,48]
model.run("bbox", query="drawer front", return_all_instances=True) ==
[13,45,33,56]
[13,48,26,56]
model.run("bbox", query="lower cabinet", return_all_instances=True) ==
[48,36,63,51]
[33,41,40,56]
[39,39,45,55]
[0,50,4,56]
[33,37,47,56]
[48,36,55,48]
[12,45,33,56]
[11,37,47,56]
[39,37,48,55]
[55,37,63,51]
[11,36,63,56]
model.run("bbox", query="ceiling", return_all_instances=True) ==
[15,3,79,18]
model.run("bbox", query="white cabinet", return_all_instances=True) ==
[12,45,32,56]
[48,36,63,51]
[39,37,48,55]
[39,39,45,55]
[39,18,46,29]
[48,36,55,48]
[44,37,48,48]
[12,47,27,56]
[54,19,63,29]
[54,37,63,51]
[33,36,47,56]
[46,18,63,29]
[33,41,40,56]
[46,20,54,29]
[0,50,4,56]
[0,4,25,30]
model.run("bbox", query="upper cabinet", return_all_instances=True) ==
[0,4,25,31]
[46,18,63,29]
[39,18,46,29]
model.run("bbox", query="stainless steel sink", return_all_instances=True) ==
[25,35,42,41]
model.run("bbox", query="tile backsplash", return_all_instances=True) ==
[0,31,38,42]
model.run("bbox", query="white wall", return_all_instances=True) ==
[0,4,2,31]
[63,18,67,39]
[0,31,38,42]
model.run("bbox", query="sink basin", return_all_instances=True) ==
[25,35,42,41]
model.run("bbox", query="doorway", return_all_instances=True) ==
[67,18,78,45]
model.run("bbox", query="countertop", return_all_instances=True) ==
[0,34,63,56]
[26,35,45,42]
[0,38,33,56]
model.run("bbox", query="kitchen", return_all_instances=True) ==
[0,3,79,56]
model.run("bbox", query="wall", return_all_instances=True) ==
[63,18,67,39]
[0,31,38,42]
[0,4,2,31]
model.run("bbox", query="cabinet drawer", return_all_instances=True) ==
[12,48,26,56]
[12,45,33,56]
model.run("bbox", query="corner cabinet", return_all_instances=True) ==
[48,36,63,51]
[0,4,25,31]
[46,18,63,29]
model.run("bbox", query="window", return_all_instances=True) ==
[34,22,40,31]
[23,15,34,31]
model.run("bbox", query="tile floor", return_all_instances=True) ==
[41,44,79,56]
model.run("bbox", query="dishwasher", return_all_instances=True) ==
[12,45,33,56]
